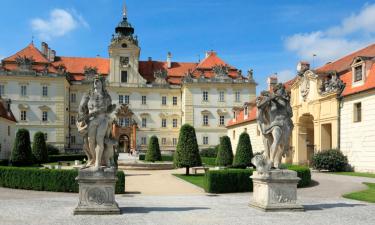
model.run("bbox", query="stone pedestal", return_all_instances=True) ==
[250,169,304,212]
[74,167,121,215]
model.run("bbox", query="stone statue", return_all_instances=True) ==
[76,75,118,170]
[255,83,293,170]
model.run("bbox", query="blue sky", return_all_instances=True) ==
[1,0,375,92]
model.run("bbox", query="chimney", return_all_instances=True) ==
[50,50,56,61]
[148,57,152,62]
[41,42,48,56]
[167,52,172,68]
[267,74,278,91]
[47,48,51,61]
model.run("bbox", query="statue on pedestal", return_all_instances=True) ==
[250,83,303,212]
[74,75,121,215]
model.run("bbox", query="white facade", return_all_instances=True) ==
[227,120,263,155]
[0,117,15,160]
[340,89,375,172]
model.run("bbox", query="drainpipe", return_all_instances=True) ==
[337,95,343,150]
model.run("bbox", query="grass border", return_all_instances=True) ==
[343,182,375,203]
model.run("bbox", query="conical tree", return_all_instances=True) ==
[233,132,253,168]
[145,135,162,162]
[32,131,48,164]
[216,136,233,166]
[11,129,33,166]
[174,124,202,175]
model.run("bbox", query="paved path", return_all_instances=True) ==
[124,168,204,195]
[0,172,374,225]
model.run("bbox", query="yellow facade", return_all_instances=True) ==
[289,70,339,165]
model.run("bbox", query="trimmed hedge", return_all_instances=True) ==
[200,147,218,158]
[0,166,125,194]
[233,132,253,168]
[205,169,253,193]
[139,154,173,162]
[204,165,311,193]
[47,144,60,155]
[145,136,162,162]
[216,136,233,167]
[11,129,33,166]
[202,157,216,166]
[48,154,87,163]
[32,131,48,164]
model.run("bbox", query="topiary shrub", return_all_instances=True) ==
[174,124,202,175]
[47,144,60,155]
[216,136,233,167]
[312,149,348,172]
[145,136,162,162]
[200,146,218,158]
[233,132,253,168]
[32,132,48,164]
[205,169,253,193]
[11,129,33,166]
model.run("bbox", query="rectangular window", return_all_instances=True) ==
[203,91,208,102]
[162,138,167,145]
[173,119,178,128]
[173,96,178,105]
[244,107,248,116]
[71,135,76,144]
[172,138,177,146]
[141,137,147,145]
[70,93,76,103]
[121,71,128,83]
[70,115,76,125]
[0,84,5,97]
[44,133,48,141]
[42,111,48,122]
[354,102,362,122]
[219,91,224,102]
[235,91,241,102]
[20,110,26,121]
[119,95,124,104]
[354,65,363,82]
[42,86,48,97]
[142,96,146,105]
[125,118,130,127]
[203,136,209,145]
[142,118,147,128]
[162,96,167,105]
[203,115,209,126]
[162,118,167,128]
[21,85,27,96]
[124,95,129,104]
[219,116,225,126]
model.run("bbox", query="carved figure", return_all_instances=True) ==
[255,83,293,170]
[76,76,118,170]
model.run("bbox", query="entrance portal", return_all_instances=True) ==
[299,114,315,165]
[119,134,130,153]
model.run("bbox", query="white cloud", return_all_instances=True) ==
[31,9,88,40]
[277,69,295,83]
[285,3,375,65]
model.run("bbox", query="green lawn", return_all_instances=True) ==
[343,183,375,203]
[173,174,205,189]
[331,172,375,178]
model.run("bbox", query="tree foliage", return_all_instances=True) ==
[233,132,253,168]
[145,135,162,162]
[174,124,202,175]
[216,136,233,167]
[32,131,48,164]
[11,129,33,166]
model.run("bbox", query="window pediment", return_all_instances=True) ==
[18,104,29,110]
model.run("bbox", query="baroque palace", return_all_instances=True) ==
[227,43,375,172]
[0,6,256,156]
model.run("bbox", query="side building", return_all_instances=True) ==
[0,98,16,160]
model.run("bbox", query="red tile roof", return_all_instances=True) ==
[316,43,375,74]
[52,57,110,75]
[0,100,17,123]
[340,63,375,96]
[226,106,257,127]
[2,43,49,63]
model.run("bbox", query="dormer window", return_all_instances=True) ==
[244,107,248,116]
[354,65,363,82]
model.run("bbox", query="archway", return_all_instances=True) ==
[119,134,130,153]
[298,114,315,165]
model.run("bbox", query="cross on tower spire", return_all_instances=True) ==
[122,1,127,18]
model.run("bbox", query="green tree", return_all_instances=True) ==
[174,124,202,175]
[216,136,233,166]
[11,129,33,166]
[145,135,162,162]
[32,131,48,164]
[233,132,253,168]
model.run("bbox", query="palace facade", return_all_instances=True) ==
[227,43,375,172]
[0,6,256,154]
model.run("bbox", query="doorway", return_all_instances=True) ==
[119,134,130,153]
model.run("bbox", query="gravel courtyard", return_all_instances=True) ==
[0,172,374,225]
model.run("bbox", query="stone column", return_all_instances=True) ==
[132,124,137,151]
